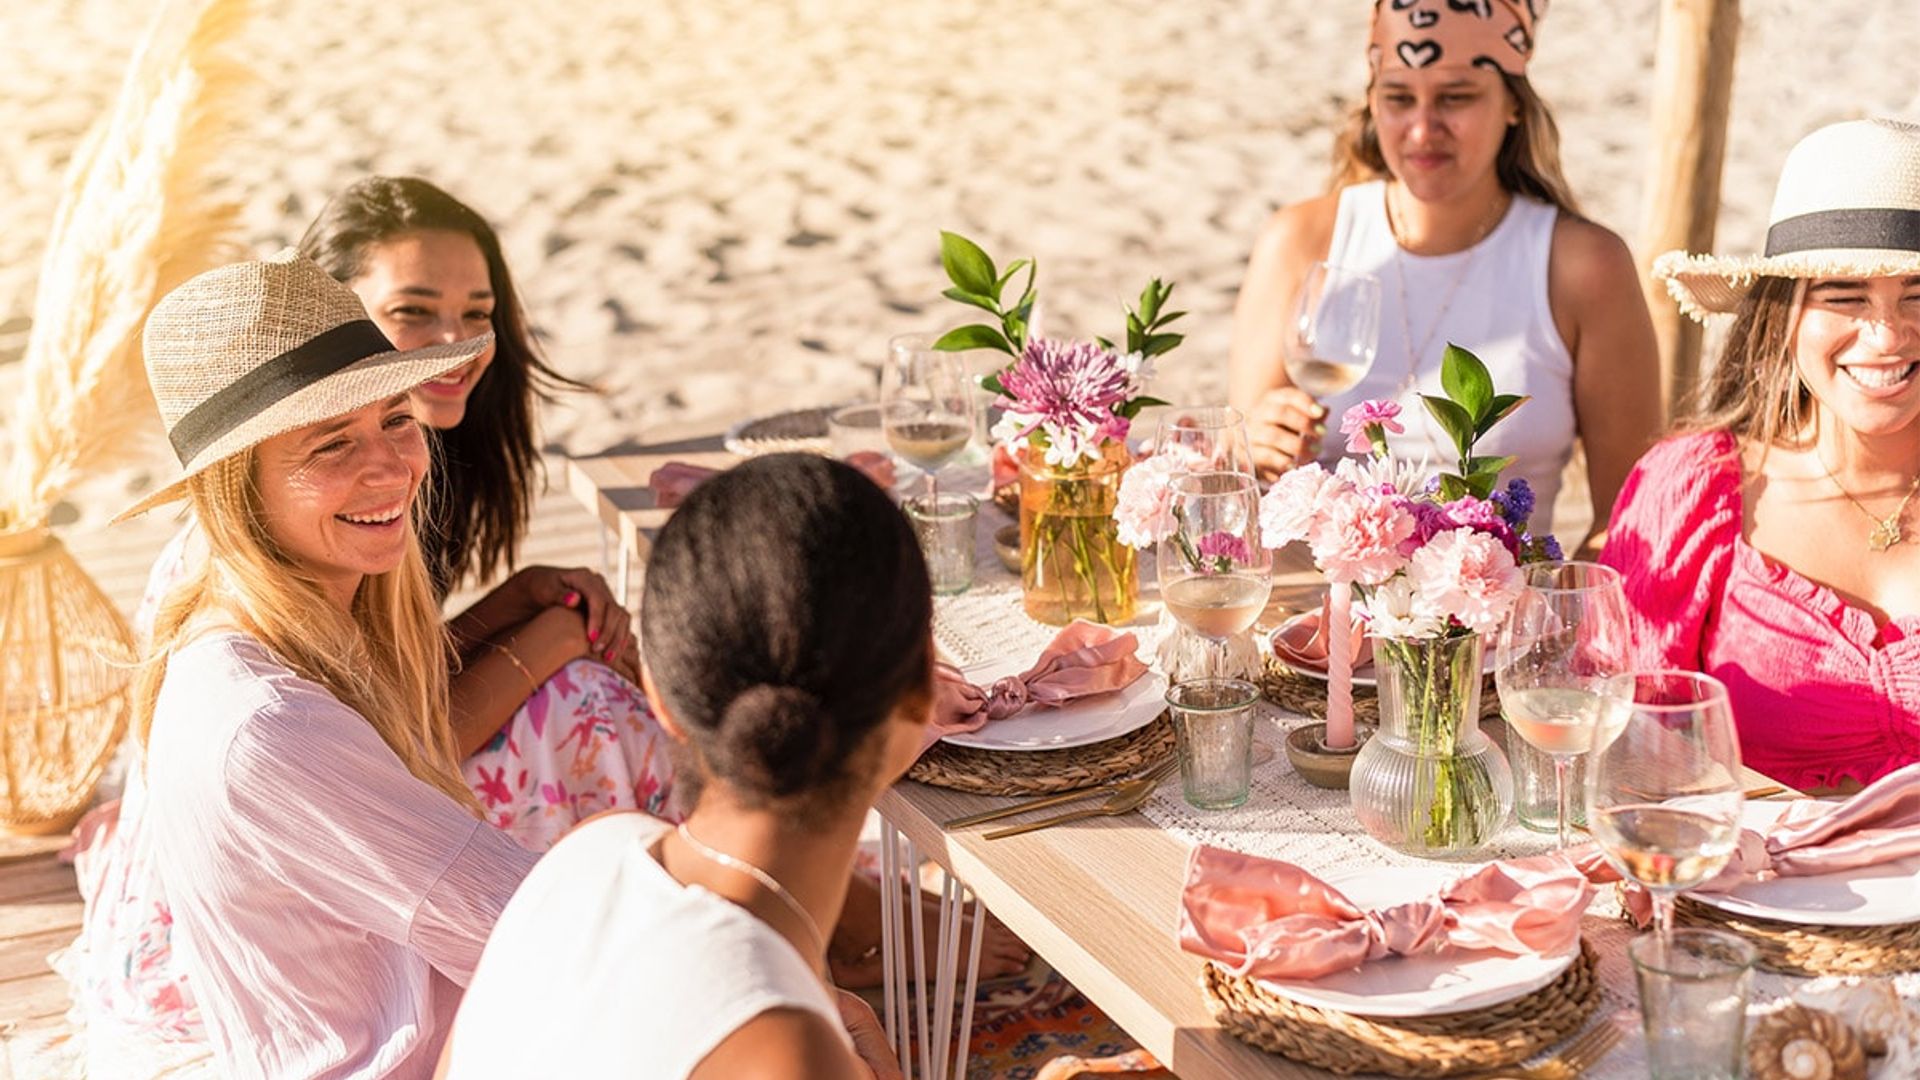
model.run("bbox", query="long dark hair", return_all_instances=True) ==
[298,176,590,598]
[641,455,933,818]
[1329,72,1581,217]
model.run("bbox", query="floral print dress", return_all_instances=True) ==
[61,525,676,1067]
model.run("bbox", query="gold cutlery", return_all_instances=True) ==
[1470,1014,1626,1080]
[983,761,1178,840]
[1743,784,1788,800]
[942,758,1176,830]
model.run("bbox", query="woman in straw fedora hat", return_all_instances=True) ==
[65,251,541,1079]
[1229,0,1660,551]
[1603,118,1920,794]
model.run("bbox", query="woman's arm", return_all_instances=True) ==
[448,604,640,757]
[1548,217,1664,556]
[1229,197,1339,481]
[445,565,633,663]
[689,1002,902,1080]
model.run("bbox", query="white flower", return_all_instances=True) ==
[1361,577,1446,639]
[990,412,1031,446]
[1117,350,1155,395]
[1337,452,1432,500]
[1405,527,1524,636]
[1258,463,1338,549]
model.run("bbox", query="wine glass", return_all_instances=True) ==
[1284,263,1381,399]
[881,333,977,503]
[1153,406,1255,478]
[1587,671,1745,942]
[1495,561,1633,850]
[1159,472,1272,678]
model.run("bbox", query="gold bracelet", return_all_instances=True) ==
[489,641,540,698]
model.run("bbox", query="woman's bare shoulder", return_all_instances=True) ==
[1252,191,1342,263]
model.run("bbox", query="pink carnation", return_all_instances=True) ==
[1307,488,1416,585]
[1113,452,1184,548]
[1258,463,1338,549]
[1339,399,1405,455]
[1405,527,1524,635]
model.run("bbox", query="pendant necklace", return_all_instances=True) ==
[678,822,831,981]
[1385,186,1510,398]
[1815,450,1920,552]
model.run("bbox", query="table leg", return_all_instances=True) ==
[875,819,986,1079]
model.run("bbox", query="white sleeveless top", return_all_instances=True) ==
[441,813,850,1078]
[1318,180,1576,522]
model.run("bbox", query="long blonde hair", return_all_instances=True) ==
[135,450,477,812]
[1677,276,1811,453]
[1329,72,1581,217]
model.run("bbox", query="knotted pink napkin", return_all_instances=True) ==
[924,621,1149,752]
[1270,593,1373,672]
[1178,846,1594,980]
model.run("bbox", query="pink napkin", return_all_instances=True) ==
[650,452,896,509]
[1178,846,1595,980]
[1270,593,1373,672]
[924,621,1149,752]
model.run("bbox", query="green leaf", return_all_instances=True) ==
[979,370,1007,396]
[939,231,996,298]
[1138,280,1164,323]
[1465,454,1517,481]
[1125,311,1144,340]
[994,259,1030,293]
[940,286,1000,315]
[934,324,1013,355]
[1141,332,1184,357]
[1473,393,1530,438]
[1117,395,1171,419]
[1093,335,1115,351]
[1420,395,1476,458]
[1440,344,1494,423]
[1150,310,1187,327]
[1434,474,1472,502]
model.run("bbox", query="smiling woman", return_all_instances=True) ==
[1604,119,1920,794]
[1227,0,1660,553]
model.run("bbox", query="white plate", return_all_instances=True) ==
[1252,865,1580,1018]
[938,656,1168,751]
[1685,802,1920,927]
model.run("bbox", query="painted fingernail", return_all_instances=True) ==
[587,628,600,643]
[563,591,580,607]
[602,647,615,661]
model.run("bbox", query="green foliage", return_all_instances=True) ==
[1417,344,1531,499]
[934,231,1035,359]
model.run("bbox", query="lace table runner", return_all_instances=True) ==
[935,530,1920,1078]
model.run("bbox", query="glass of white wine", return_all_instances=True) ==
[1153,406,1256,478]
[1159,472,1271,673]
[881,333,977,503]
[1495,561,1633,850]
[1587,671,1745,942]
[1284,262,1381,398]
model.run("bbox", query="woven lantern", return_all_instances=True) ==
[0,527,135,832]
[0,0,248,831]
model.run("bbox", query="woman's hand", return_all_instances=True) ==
[516,566,634,670]
[1246,386,1328,482]
[836,991,904,1080]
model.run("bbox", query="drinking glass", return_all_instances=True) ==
[1587,670,1744,941]
[1494,561,1632,850]
[1284,263,1381,398]
[1630,929,1757,1079]
[1159,473,1271,674]
[881,333,976,503]
[1153,406,1255,478]
[1167,678,1260,810]
[904,491,977,595]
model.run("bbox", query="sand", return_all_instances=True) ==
[2,0,1918,534]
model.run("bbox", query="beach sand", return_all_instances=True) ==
[2,0,1917,541]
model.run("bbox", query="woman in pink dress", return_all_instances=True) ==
[1604,118,1920,794]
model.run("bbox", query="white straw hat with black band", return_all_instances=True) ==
[114,249,490,522]
[1656,118,1920,321]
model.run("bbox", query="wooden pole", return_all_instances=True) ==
[1637,0,1741,417]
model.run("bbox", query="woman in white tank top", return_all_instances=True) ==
[1227,0,1659,552]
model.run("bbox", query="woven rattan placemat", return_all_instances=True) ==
[1259,657,1501,725]
[1675,896,1920,976]
[722,405,836,456]
[1202,939,1602,1078]
[907,714,1177,795]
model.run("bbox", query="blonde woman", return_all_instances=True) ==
[67,252,537,1079]
[1605,118,1920,794]
[1228,0,1659,549]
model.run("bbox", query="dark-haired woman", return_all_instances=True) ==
[1227,0,1659,551]
[442,454,915,1078]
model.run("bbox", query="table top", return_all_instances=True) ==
[563,446,1802,1080]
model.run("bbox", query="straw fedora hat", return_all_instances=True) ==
[115,249,490,521]
[1656,117,1920,321]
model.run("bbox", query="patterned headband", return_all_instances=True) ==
[1368,0,1545,78]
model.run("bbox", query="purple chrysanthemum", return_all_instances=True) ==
[994,337,1134,466]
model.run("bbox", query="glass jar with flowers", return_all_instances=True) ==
[1257,345,1562,858]
[932,232,1182,625]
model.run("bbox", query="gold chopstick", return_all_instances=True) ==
[943,787,1105,830]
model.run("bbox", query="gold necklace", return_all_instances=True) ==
[1815,451,1920,552]
[1384,186,1511,396]
[677,823,831,981]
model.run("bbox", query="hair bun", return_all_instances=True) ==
[721,684,820,737]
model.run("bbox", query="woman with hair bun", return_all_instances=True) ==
[442,453,923,1078]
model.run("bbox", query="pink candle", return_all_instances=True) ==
[1325,582,1355,750]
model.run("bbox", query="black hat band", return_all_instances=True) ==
[167,319,396,464]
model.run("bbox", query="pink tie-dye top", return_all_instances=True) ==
[1602,431,1920,791]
